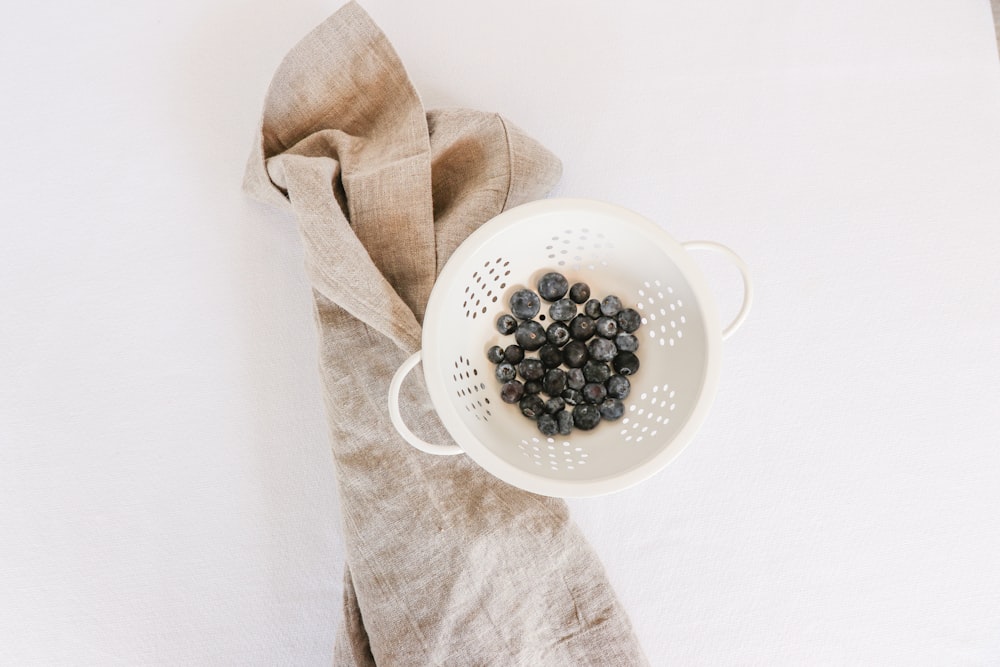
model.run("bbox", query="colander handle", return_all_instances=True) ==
[682,241,753,340]
[388,352,464,456]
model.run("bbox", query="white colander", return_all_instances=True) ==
[388,198,752,497]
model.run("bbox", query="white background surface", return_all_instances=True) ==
[3,1,1000,664]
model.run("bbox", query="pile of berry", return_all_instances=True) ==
[485,271,642,436]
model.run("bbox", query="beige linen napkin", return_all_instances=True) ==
[243,3,647,664]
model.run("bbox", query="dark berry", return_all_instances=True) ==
[588,337,617,363]
[503,344,524,364]
[584,299,602,318]
[514,320,546,350]
[616,308,642,333]
[569,314,596,340]
[606,374,631,399]
[569,282,591,304]
[582,382,607,404]
[613,351,640,376]
[600,295,623,317]
[566,367,586,390]
[582,359,612,384]
[599,398,625,421]
[496,313,517,335]
[520,394,546,420]
[486,345,505,364]
[524,380,543,394]
[500,381,524,404]
[548,298,577,322]
[495,362,516,382]
[561,388,584,405]
[544,396,566,414]
[537,413,559,436]
[537,272,569,301]
[546,321,571,346]
[572,404,601,430]
[595,316,618,339]
[509,289,541,319]
[562,340,589,368]
[538,343,563,368]
[517,358,545,381]
[615,333,639,352]
[557,410,574,436]
[542,368,567,396]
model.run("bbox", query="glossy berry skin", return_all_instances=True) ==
[595,316,618,339]
[544,396,566,414]
[599,398,625,421]
[496,313,517,335]
[495,362,516,382]
[561,388,584,405]
[588,337,617,363]
[569,315,596,341]
[584,299,602,319]
[557,410,574,435]
[615,333,639,352]
[537,272,569,301]
[613,351,640,376]
[542,368,567,396]
[582,382,608,404]
[536,413,559,436]
[562,340,588,368]
[572,404,601,430]
[538,344,563,368]
[517,358,545,381]
[566,367,586,390]
[509,289,541,319]
[503,344,524,364]
[616,308,642,333]
[500,381,524,404]
[546,321,571,346]
[582,360,612,384]
[600,295,623,317]
[606,374,631,399]
[520,394,546,420]
[569,282,591,304]
[486,345,505,364]
[514,320,546,351]
[548,298,577,322]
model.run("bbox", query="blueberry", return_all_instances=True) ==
[496,313,517,335]
[600,295,623,317]
[582,359,612,384]
[520,394,546,420]
[495,362,516,382]
[561,388,584,405]
[510,289,541,319]
[546,321,571,346]
[583,382,608,404]
[503,344,525,364]
[562,340,589,368]
[569,314,596,340]
[569,282,591,304]
[537,272,569,301]
[606,374,631,399]
[584,299,602,318]
[616,308,642,333]
[500,381,524,404]
[566,367,586,390]
[517,358,545,381]
[537,413,559,436]
[538,343,563,368]
[486,345,505,364]
[542,368,568,396]
[557,410,574,436]
[613,351,640,376]
[595,316,619,339]
[544,396,566,414]
[549,298,577,322]
[572,403,601,430]
[615,333,639,352]
[524,380,543,394]
[514,320,546,350]
[599,398,625,421]
[587,337,617,363]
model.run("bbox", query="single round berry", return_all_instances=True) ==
[569,282,591,304]
[538,343,563,368]
[546,321,571,346]
[542,368,568,396]
[600,295,623,317]
[599,398,625,421]
[584,299,603,318]
[496,313,517,335]
[569,314,596,340]
[562,340,589,368]
[503,344,525,364]
[486,345,505,364]
[615,333,639,352]
[500,381,524,404]
[537,272,570,302]
[613,351,640,376]
[514,320,546,350]
[524,380,543,395]
[495,362,516,382]
[582,382,608,404]
[606,374,631,399]
[520,394,546,420]
[517,358,545,381]
[557,410,574,435]
[561,388,584,405]
[583,360,612,384]
[537,413,559,436]
[572,404,601,430]
[509,289,541,319]
[616,308,642,333]
[544,396,566,414]
[595,316,619,339]
[588,337,617,363]
[548,298,577,322]
[566,367,586,390]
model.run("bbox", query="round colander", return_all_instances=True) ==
[388,198,752,497]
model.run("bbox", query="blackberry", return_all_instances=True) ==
[569,314,596,341]
[566,367,586,390]
[562,340,588,368]
[584,299,602,318]
[615,333,639,352]
[496,313,517,335]
[503,344,524,364]
[613,351,640,376]
[514,320,546,350]
[606,374,631,399]
[519,394,546,420]
[517,358,545,381]
[569,282,591,304]
[499,381,524,404]
[495,362,516,382]
[600,295,623,317]
[616,308,642,333]
[542,368,568,396]
[582,382,608,404]
[572,404,601,430]
[538,343,563,368]
[548,298,577,322]
[587,337,617,363]
[537,272,569,302]
[510,289,541,319]
[599,398,625,421]
[546,321,571,346]
[486,345,504,364]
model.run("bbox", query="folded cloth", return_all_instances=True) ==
[243,3,648,665]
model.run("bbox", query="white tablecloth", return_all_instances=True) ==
[3,1,999,664]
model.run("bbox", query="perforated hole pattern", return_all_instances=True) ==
[452,356,491,421]
[463,258,511,320]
